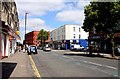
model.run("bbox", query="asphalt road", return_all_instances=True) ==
[31,50,119,78]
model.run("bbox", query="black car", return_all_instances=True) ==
[28,45,38,55]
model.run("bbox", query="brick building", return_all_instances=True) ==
[25,31,50,46]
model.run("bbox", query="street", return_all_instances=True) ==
[31,50,119,78]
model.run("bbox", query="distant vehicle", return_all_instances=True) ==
[43,44,51,51]
[70,44,84,51]
[28,45,38,55]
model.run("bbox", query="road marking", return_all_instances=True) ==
[83,61,102,66]
[105,66,117,70]
[83,61,117,70]
[29,55,41,79]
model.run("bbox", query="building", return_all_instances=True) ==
[50,24,88,49]
[0,0,20,59]
[25,31,40,46]
[25,31,50,46]
[88,23,120,54]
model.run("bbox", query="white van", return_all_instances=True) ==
[71,44,84,51]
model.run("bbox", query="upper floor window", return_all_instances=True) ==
[79,35,81,39]
[73,34,75,38]
[73,27,75,32]
[79,28,80,32]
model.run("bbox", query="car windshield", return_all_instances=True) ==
[30,46,35,51]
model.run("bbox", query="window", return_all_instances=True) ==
[73,27,75,32]
[73,34,75,38]
[79,28,80,32]
[79,35,81,39]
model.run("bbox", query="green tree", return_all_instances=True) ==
[37,29,49,48]
[82,2,120,57]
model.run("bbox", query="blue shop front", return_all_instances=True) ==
[60,39,88,50]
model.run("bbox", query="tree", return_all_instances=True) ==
[82,2,120,57]
[37,29,49,48]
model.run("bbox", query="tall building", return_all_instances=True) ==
[25,31,50,46]
[0,0,20,59]
[50,24,88,49]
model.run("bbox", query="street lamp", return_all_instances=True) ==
[24,12,29,52]
[25,12,29,37]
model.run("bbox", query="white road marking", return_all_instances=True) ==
[105,66,117,70]
[83,61,117,70]
[83,61,102,66]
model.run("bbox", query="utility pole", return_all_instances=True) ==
[24,12,28,52]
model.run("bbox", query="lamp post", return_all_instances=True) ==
[24,12,28,52]
[25,13,28,38]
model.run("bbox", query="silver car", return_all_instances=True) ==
[43,44,51,51]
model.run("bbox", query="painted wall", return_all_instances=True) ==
[66,25,81,40]
[51,24,83,41]
[79,39,88,48]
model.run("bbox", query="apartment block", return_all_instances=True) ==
[50,24,88,49]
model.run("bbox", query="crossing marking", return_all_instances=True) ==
[29,55,41,79]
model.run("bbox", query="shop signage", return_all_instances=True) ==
[114,33,120,37]
[16,31,20,35]
[89,36,101,39]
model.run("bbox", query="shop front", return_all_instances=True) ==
[1,21,20,58]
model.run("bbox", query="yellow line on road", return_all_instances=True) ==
[29,55,42,79]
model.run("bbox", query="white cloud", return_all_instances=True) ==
[20,18,54,32]
[20,18,45,28]
[77,0,90,9]
[15,0,66,17]
[56,10,85,25]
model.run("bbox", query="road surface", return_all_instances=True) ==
[31,50,119,78]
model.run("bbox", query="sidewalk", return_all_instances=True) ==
[1,50,36,79]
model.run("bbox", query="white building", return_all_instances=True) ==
[50,24,88,49]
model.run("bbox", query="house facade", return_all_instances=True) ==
[50,24,88,49]
[0,0,20,59]
[25,31,50,46]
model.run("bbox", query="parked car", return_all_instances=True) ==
[28,45,38,55]
[70,44,84,51]
[43,44,51,51]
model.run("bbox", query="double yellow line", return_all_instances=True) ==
[29,55,42,79]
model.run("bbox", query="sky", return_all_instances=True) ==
[15,0,90,43]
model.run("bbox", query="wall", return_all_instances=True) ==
[65,25,81,40]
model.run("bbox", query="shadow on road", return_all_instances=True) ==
[2,62,17,79]
[64,53,103,57]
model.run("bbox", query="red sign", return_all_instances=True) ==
[114,33,120,37]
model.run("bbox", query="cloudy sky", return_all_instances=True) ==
[15,0,90,42]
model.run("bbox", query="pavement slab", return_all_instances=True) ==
[1,51,36,79]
